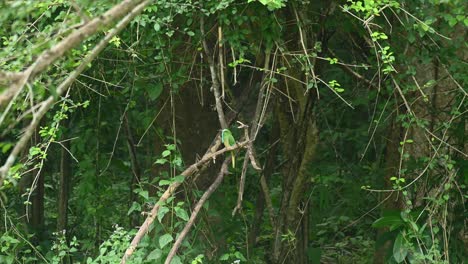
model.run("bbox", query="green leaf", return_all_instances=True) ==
[393,233,408,263]
[335,88,345,93]
[0,143,12,153]
[138,190,149,200]
[148,83,163,101]
[162,150,171,157]
[372,216,403,228]
[127,202,141,215]
[154,22,161,32]
[155,158,167,164]
[420,23,429,32]
[234,251,246,261]
[158,206,170,223]
[159,179,171,186]
[173,175,185,183]
[166,144,176,151]
[147,248,162,260]
[159,234,173,249]
[219,254,230,261]
[171,255,182,264]
[29,147,42,157]
[175,207,189,221]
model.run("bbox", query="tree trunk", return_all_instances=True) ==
[273,92,318,264]
[31,129,45,239]
[58,135,71,232]
[269,3,334,262]
[373,116,404,264]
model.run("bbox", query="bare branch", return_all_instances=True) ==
[232,50,274,215]
[232,122,261,216]
[200,16,228,129]
[164,158,230,264]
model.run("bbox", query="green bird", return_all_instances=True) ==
[221,129,236,168]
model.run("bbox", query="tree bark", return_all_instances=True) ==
[31,129,45,238]
[58,135,71,232]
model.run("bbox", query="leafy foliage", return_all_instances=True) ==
[0,0,466,263]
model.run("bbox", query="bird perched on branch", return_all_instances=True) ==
[221,129,236,168]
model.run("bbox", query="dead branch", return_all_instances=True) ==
[164,158,230,264]
[232,122,261,216]
[0,0,146,106]
[200,16,228,129]
[0,0,151,183]
[232,49,274,215]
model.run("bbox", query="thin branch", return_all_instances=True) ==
[232,49,273,215]
[327,48,377,89]
[200,16,228,129]
[0,0,151,183]
[316,77,354,109]
[218,25,225,99]
[164,158,230,264]
[293,5,319,98]
[232,122,261,216]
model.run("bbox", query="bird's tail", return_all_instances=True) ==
[231,152,235,168]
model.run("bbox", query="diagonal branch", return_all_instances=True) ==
[164,158,230,264]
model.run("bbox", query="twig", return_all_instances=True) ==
[164,159,230,264]
[293,5,319,98]
[200,16,227,129]
[231,54,272,214]
[0,0,151,183]
[218,25,225,99]
[327,48,377,89]
[232,122,261,215]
